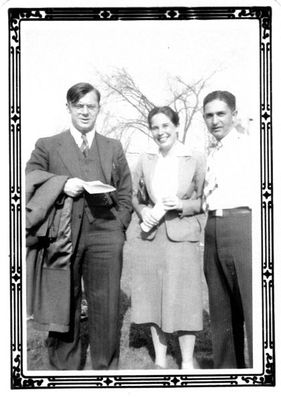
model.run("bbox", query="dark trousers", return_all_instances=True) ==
[47,214,125,370]
[204,211,252,368]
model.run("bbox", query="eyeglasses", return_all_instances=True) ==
[71,103,99,113]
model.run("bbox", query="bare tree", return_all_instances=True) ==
[166,74,214,143]
[96,68,215,148]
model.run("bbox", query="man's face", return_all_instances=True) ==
[203,99,237,141]
[67,90,100,134]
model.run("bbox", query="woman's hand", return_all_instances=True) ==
[162,195,183,211]
[141,207,159,228]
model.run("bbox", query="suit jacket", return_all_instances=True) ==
[26,130,133,249]
[132,146,206,241]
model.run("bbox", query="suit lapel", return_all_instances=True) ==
[56,131,114,183]
[57,130,82,177]
[143,154,158,196]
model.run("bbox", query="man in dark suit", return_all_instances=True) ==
[26,82,132,370]
[202,90,253,369]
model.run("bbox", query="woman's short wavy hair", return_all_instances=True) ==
[148,106,179,129]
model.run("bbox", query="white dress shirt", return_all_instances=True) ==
[70,123,96,149]
[206,128,253,210]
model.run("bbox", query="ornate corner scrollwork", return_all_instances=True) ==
[265,352,274,377]
[237,8,263,19]
[9,9,46,43]
[12,354,44,388]
[242,353,275,385]
[235,5,271,42]
[9,15,20,44]
[261,7,271,40]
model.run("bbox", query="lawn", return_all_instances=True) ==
[26,213,213,370]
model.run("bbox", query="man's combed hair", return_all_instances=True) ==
[203,90,236,111]
[148,106,179,128]
[66,82,101,105]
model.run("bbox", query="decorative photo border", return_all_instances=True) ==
[9,6,274,388]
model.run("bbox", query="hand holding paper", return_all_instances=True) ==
[64,178,85,198]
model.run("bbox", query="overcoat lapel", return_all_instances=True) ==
[56,130,82,177]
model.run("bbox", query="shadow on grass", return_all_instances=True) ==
[27,292,213,370]
[128,309,213,369]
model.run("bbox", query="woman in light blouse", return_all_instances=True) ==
[131,106,205,369]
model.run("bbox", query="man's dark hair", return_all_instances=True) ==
[148,106,179,129]
[66,82,101,105]
[203,90,236,112]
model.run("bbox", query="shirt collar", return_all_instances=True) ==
[70,122,96,147]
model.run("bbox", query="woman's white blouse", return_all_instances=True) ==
[151,141,189,203]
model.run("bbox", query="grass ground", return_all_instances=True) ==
[27,213,213,371]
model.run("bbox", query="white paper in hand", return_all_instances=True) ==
[83,180,116,194]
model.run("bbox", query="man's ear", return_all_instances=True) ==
[231,109,238,124]
[66,103,70,113]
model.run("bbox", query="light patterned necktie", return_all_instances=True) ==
[202,140,223,212]
[80,133,89,157]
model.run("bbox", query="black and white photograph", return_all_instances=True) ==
[1,0,281,394]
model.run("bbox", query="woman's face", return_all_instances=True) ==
[150,113,178,154]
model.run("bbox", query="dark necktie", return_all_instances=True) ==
[80,133,89,157]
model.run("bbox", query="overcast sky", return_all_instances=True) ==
[21,18,259,160]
